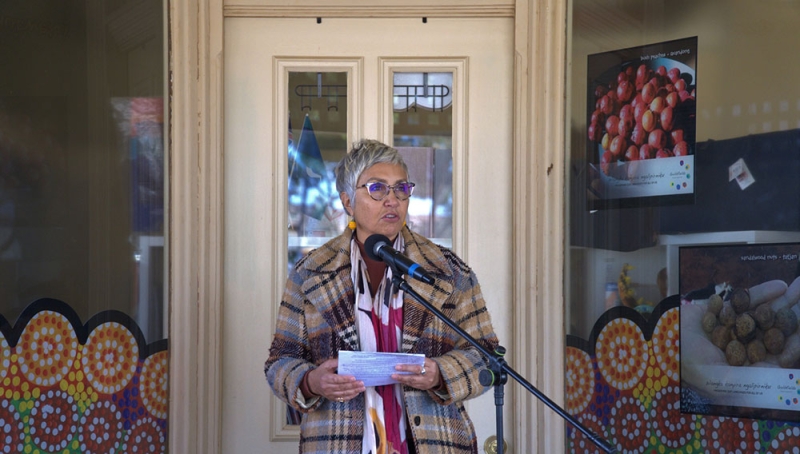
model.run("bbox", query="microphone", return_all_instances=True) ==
[364,234,435,285]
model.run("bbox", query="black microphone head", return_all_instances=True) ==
[364,234,391,261]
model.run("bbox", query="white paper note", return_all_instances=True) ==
[337,351,425,387]
[729,157,756,190]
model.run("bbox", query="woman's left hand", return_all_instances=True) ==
[391,358,441,391]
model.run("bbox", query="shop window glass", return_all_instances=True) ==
[566,0,800,450]
[0,2,168,451]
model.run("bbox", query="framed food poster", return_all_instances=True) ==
[586,37,697,210]
[679,242,800,421]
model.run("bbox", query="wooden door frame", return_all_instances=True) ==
[169,1,567,453]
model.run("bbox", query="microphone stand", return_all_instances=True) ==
[391,273,617,454]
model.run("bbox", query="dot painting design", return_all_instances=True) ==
[28,389,80,452]
[0,299,168,453]
[768,426,800,453]
[609,394,650,453]
[650,385,695,449]
[17,310,79,387]
[0,399,24,454]
[566,346,594,414]
[700,417,761,453]
[651,307,680,383]
[122,416,166,454]
[595,318,648,390]
[0,336,10,382]
[78,399,125,453]
[82,321,139,394]
[568,412,607,454]
[140,350,169,419]
[566,297,800,453]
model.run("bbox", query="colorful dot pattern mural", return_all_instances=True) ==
[567,296,800,453]
[0,298,167,454]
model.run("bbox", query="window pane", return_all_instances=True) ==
[287,71,349,273]
[565,0,800,448]
[392,72,453,246]
[567,0,800,337]
[0,2,168,451]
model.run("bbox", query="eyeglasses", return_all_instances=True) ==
[357,181,416,201]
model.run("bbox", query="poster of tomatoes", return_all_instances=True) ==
[586,37,698,210]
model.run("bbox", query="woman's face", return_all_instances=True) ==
[341,162,410,244]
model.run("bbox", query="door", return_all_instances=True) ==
[223,17,514,452]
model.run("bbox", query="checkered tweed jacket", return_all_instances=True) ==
[265,227,499,454]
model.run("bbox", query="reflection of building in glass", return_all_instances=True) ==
[394,72,454,246]
[112,97,166,344]
[396,147,452,245]
[393,73,453,112]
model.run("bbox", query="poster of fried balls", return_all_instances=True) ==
[680,242,800,422]
[586,37,697,210]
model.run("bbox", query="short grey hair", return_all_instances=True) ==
[334,139,409,202]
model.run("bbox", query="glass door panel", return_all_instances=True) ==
[392,72,453,246]
[287,71,349,272]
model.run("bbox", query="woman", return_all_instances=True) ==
[265,139,499,454]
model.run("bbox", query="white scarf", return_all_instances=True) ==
[351,235,409,454]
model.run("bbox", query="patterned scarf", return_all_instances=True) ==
[351,235,409,454]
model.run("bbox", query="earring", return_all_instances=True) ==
[348,218,356,230]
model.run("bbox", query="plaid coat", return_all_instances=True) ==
[265,227,500,454]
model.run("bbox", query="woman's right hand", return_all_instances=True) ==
[307,358,365,403]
